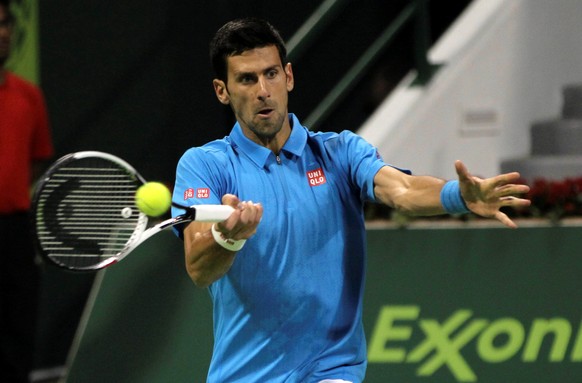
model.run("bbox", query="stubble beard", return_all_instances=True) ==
[249,113,285,141]
[237,105,288,144]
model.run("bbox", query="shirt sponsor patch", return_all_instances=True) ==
[184,187,210,200]
[306,167,327,187]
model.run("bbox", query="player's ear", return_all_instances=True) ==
[285,63,294,92]
[213,79,230,105]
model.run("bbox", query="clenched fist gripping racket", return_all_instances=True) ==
[32,151,233,271]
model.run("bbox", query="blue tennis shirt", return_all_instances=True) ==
[172,114,401,383]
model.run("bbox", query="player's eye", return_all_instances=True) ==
[239,74,256,84]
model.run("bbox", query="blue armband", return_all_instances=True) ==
[440,180,470,215]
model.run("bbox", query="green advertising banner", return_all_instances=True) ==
[363,224,582,382]
[45,224,582,382]
[5,0,39,84]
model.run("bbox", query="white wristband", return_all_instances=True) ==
[211,224,246,251]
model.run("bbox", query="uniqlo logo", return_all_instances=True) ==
[306,167,326,187]
[196,188,210,199]
[184,187,210,200]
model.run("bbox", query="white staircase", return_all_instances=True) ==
[358,0,582,180]
[501,84,582,182]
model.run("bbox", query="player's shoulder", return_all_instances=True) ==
[308,129,368,152]
[200,137,232,153]
[179,138,232,168]
[309,128,361,141]
[183,137,230,156]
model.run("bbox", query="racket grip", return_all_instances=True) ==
[194,204,235,222]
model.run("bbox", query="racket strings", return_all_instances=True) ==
[35,157,147,269]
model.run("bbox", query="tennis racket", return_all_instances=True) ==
[32,151,233,272]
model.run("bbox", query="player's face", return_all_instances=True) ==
[0,5,12,66]
[214,45,294,148]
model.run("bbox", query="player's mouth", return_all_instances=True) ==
[257,108,274,117]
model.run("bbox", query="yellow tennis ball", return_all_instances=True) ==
[135,182,172,217]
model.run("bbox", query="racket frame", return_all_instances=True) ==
[32,151,232,272]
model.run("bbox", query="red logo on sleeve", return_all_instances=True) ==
[184,188,195,200]
[184,187,210,200]
[196,188,210,199]
[306,168,327,187]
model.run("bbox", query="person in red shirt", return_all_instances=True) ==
[0,1,53,381]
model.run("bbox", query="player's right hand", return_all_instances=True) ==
[216,194,263,240]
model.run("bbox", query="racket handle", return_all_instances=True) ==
[194,204,235,222]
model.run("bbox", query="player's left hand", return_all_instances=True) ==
[455,160,531,228]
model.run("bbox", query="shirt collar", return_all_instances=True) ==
[229,113,307,168]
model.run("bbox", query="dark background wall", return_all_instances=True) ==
[38,0,469,185]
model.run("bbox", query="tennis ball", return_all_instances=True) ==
[135,182,172,217]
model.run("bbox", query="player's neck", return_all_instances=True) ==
[262,127,290,155]
[242,116,292,155]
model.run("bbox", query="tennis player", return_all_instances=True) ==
[171,18,530,383]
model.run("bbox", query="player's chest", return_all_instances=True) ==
[234,153,343,214]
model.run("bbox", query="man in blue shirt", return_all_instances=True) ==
[172,18,530,383]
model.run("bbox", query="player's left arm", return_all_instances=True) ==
[373,165,447,216]
[373,160,530,228]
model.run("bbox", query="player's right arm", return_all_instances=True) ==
[183,194,263,287]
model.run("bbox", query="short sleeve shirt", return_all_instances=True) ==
[172,114,404,383]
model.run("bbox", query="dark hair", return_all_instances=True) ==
[210,18,287,81]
